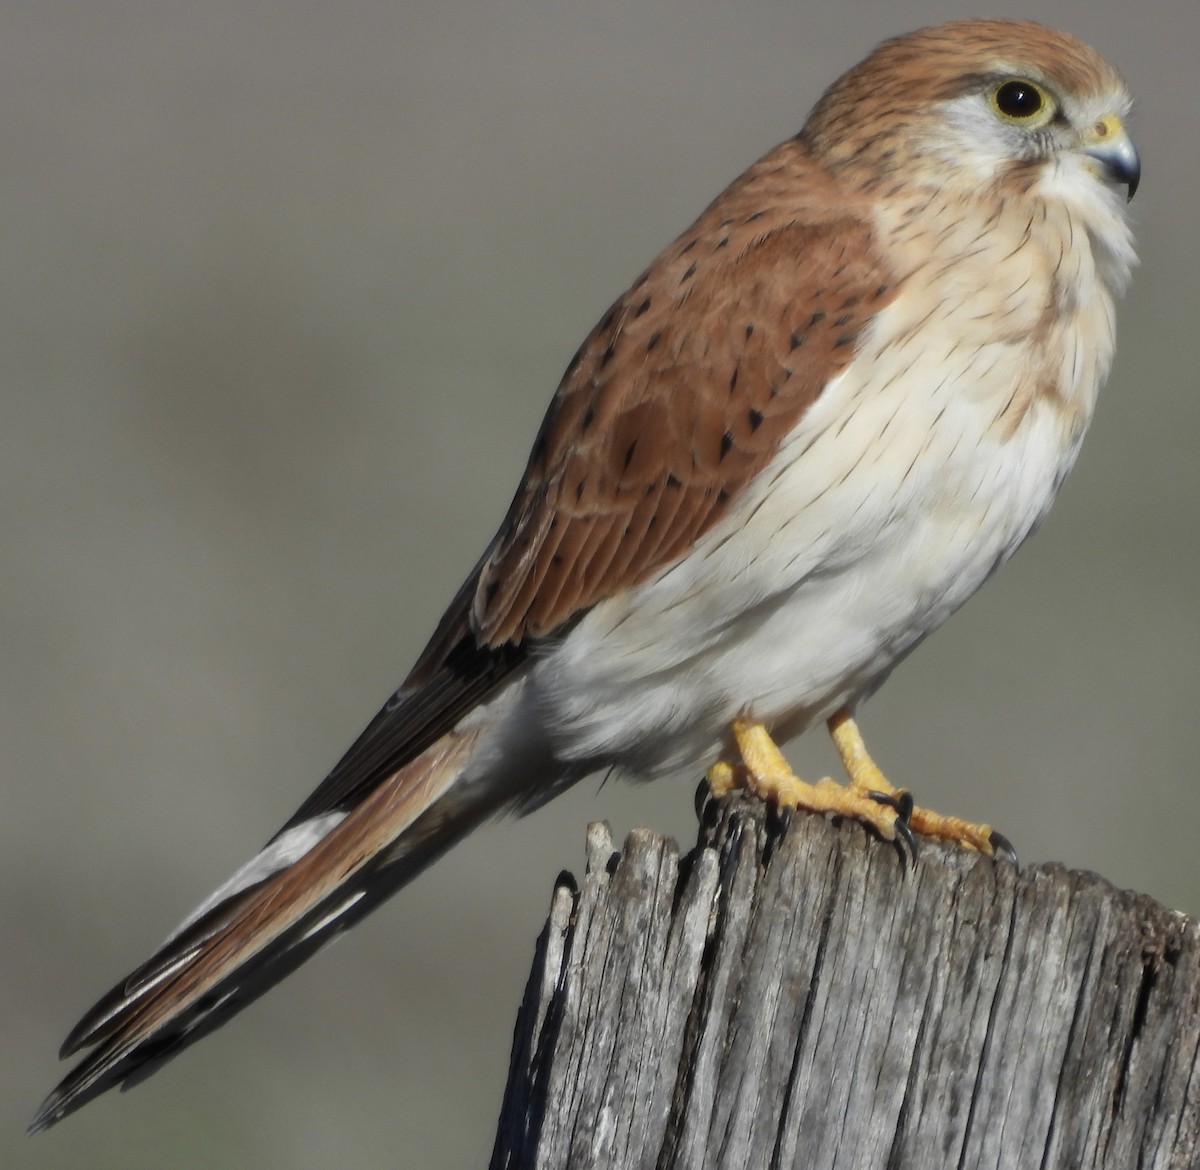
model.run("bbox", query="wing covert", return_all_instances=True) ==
[470,138,898,646]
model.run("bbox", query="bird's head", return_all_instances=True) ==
[802,20,1140,207]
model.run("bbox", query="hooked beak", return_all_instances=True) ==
[1082,113,1140,200]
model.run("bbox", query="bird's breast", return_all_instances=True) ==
[528,190,1131,780]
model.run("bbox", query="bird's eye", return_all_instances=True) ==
[991,79,1054,124]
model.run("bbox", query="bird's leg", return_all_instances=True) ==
[827,707,1007,858]
[707,716,911,850]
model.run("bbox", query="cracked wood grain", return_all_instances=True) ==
[491,799,1200,1170]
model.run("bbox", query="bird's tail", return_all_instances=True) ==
[31,726,491,1132]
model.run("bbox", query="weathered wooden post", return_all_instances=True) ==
[492,798,1200,1169]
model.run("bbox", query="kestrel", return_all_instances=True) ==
[33,19,1139,1130]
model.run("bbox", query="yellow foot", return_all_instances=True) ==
[704,711,1015,865]
[707,716,916,858]
[827,708,1013,860]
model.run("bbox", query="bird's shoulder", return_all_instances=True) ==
[464,136,901,649]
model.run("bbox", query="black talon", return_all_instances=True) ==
[696,779,725,833]
[862,787,917,870]
[868,788,914,822]
[762,801,793,866]
[988,829,1019,867]
[893,815,918,871]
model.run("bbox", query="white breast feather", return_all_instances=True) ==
[532,177,1135,779]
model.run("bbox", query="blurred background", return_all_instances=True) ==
[4,1,1197,1166]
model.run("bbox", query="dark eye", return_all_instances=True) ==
[994,79,1045,120]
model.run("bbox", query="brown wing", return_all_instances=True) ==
[286,137,897,827]
[418,135,897,666]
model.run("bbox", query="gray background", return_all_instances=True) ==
[5,1,1197,1167]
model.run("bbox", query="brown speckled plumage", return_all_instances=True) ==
[471,141,897,645]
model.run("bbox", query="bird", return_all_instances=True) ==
[33,18,1139,1131]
